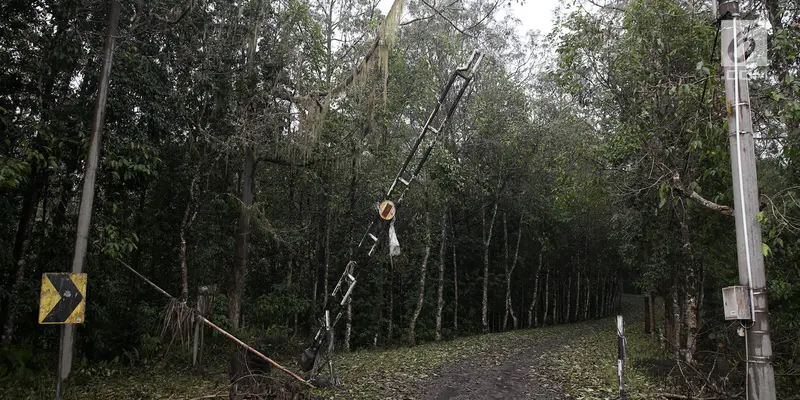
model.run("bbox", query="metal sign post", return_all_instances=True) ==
[38,273,87,400]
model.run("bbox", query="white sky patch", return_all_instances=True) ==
[504,0,560,36]
[376,0,559,36]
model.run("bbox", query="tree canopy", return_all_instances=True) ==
[1,0,798,397]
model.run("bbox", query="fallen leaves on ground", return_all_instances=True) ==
[551,296,672,400]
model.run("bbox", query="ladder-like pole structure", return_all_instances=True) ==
[300,50,484,384]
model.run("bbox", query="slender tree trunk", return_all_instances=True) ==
[584,273,591,320]
[1,170,42,343]
[565,275,572,323]
[503,214,509,331]
[228,1,262,330]
[314,198,327,310]
[597,275,605,318]
[229,148,255,329]
[649,292,656,343]
[435,211,447,341]
[574,270,581,322]
[388,255,394,341]
[287,255,297,334]
[603,275,610,317]
[507,217,522,329]
[671,284,682,358]
[344,299,352,352]
[409,212,432,345]
[481,203,498,333]
[552,284,558,325]
[451,210,459,337]
[527,251,543,327]
[179,228,189,301]
[680,216,699,363]
[178,175,198,302]
[323,212,331,309]
[542,266,550,327]
[501,215,522,331]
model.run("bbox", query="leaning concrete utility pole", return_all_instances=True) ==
[57,1,120,397]
[717,1,776,398]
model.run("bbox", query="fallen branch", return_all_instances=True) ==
[117,258,314,389]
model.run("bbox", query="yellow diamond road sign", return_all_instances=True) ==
[39,273,86,324]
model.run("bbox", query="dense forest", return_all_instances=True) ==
[1,0,798,397]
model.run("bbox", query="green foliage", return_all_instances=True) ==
[1,0,798,397]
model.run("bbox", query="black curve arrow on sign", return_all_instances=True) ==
[42,274,84,323]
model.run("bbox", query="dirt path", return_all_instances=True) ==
[414,321,605,400]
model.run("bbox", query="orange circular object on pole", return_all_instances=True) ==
[379,200,396,221]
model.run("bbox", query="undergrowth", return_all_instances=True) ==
[1,296,668,400]
[552,295,672,400]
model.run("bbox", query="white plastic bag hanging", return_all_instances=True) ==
[388,221,401,256]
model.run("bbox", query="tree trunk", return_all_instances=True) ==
[527,251,543,328]
[597,274,605,318]
[409,212,432,345]
[179,228,189,301]
[542,266,550,327]
[323,211,331,309]
[670,284,682,358]
[604,275,610,317]
[574,270,581,322]
[435,211,447,341]
[481,203,498,333]
[502,215,521,331]
[388,255,394,342]
[314,200,326,310]
[229,147,255,329]
[287,255,297,334]
[1,170,42,344]
[552,284,558,325]
[649,292,656,343]
[681,217,699,363]
[503,214,509,331]
[227,0,262,330]
[178,175,198,302]
[344,299,352,352]
[584,273,591,320]
[507,216,522,330]
[565,275,572,324]
[451,211,459,337]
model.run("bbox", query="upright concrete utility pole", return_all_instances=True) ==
[717,1,776,398]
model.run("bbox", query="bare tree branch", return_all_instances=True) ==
[671,172,733,216]
[420,0,473,37]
